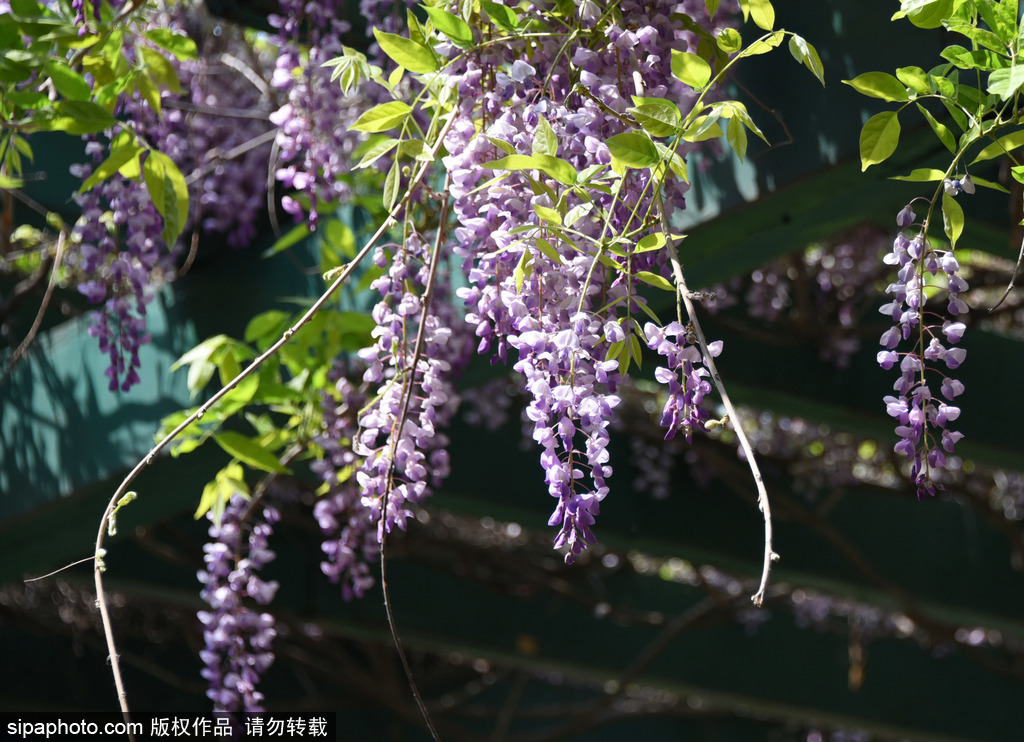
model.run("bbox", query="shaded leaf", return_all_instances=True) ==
[214,431,291,474]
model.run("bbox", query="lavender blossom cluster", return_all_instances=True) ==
[312,369,379,600]
[439,0,734,559]
[197,492,280,712]
[69,145,168,392]
[877,203,967,498]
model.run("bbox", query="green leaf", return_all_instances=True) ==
[747,0,775,30]
[859,110,901,171]
[482,154,577,185]
[788,35,824,85]
[970,130,1024,164]
[717,28,742,53]
[214,431,291,474]
[533,203,562,225]
[140,46,183,94]
[843,72,909,102]
[744,30,784,55]
[422,5,475,47]
[988,65,1024,100]
[144,29,198,60]
[245,310,291,345]
[890,167,946,182]
[350,101,413,132]
[373,28,438,74]
[172,334,230,396]
[143,150,190,246]
[481,0,519,32]
[563,202,593,228]
[705,0,721,19]
[916,103,955,153]
[43,61,90,101]
[78,144,143,193]
[627,98,683,137]
[355,137,400,170]
[636,270,675,292]
[534,236,564,263]
[727,116,748,161]
[31,100,115,135]
[606,132,660,170]
[896,66,930,95]
[383,160,400,211]
[671,50,712,89]
[264,223,309,257]
[968,175,1009,193]
[901,0,954,29]
[636,232,666,253]
[513,247,530,292]
[941,191,964,247]
[532,115,558,157]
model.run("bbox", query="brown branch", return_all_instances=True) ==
[656,192,777,606]
[5,229,67,374]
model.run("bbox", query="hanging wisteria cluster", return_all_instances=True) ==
[197,491,280,712]
[37,0,1024,721]
[877,201,967,499]
[67,5,274,390]
[435,0,737,560]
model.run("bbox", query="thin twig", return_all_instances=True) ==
[91,112,456,714]
[24,555,96,582]
[379,173,452,742]
[160,98,274,120]
[655,192,777,607]
[184,128,278,186]
[6,229,67,372]
[990,230,1024,312]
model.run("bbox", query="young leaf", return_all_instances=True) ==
[727,116,748,161]
[636,270,675,292]
[482,154,577,185]
[349,101,413,132]
[843,72,909,102]
[78,143,142,193]
[788,35,825,85]
[532,115,558,157]
[533,203,562,225]
[627,99,683,137]
[671,50,712,89]
[383,160,400,211]
[43,61,90,101]
[422,5,475,47]
[744,30,784,55]
[970,131,1024,163]
[890,167,946,182]
[214,431,291,474]
[941,191,964,247]
[859,110,901,171]
[143,150,190,245]
[717,28,742,53]
[988,65,1024,100]
[144,28,198,60]
[896,66,930,95]
[563,202,593,228]
[914,103,956,153]
[747,0,775,30]
[606,132,660,169]
[481,0,519,31]
[373,28,438,74]
[901,0,955,29]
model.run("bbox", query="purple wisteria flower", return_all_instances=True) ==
[877,205,967,498]
[645,322,722,443]
[198,492,279,712]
